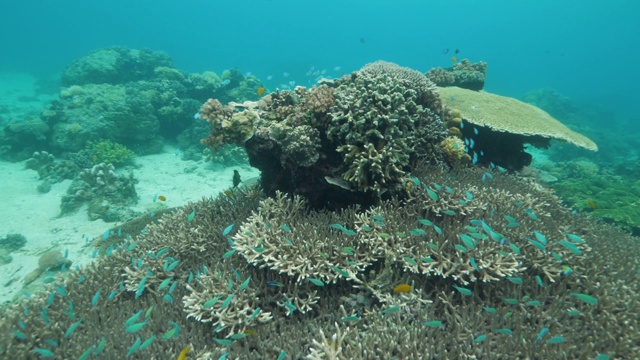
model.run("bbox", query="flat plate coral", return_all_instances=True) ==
[438,86,597,151]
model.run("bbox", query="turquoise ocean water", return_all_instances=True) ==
[1,0,638,116]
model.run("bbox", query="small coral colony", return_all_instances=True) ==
[0,48,636,359]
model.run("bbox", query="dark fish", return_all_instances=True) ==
[455,49,460,54]
[233,170,241,188]
[443,48,449,54]
[360,37,366,44]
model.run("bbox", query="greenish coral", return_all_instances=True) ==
[337,143,405,191]
[87,140,135,166]
[547,159,640,235]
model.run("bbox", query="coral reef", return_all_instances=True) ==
[439,136,471,165]
[541,158,640,235]
[522,88,576,121]
[199,99,258,150]
[86,140,136,166]
[43,83,165,153]
[60,162,138,221]
[426,59,488,90]
[200,62,448,208]
[24,151,79,188]
[60,47,174,87]
[0,233,27,266]
[0,118,50,160]
[437,86,598,171]
[1,163,638,359]
[0,47,265,158]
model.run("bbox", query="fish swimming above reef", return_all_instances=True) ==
[233,170,241,188]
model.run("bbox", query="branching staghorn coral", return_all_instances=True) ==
[232,191,374,284]
[307,322,348,360]
[182,272,273,336]
[1,161,638,359]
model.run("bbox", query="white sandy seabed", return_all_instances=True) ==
[0,149,259,305]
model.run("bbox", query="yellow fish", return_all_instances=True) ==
[393,283,412,293]
[257,87,265,96]
[405,181,412,193]
[451,56,457,63]
[92,155,98,163]
[243,328,257,336]
[177,346,190,360]
[157,195,167,202]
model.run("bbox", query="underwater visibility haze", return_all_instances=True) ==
[0,0,639,359]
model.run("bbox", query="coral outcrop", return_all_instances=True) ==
[60,47,174,87]
[0,118,50,160]
[60,162,138,221]
[427,59,488,90]
[24,150,79,187]
[200,61,449,208]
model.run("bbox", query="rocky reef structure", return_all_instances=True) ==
[0,118,50,160]
[1,47,264,160]
[438,86,597,170]
[24,151,79,193]
[426,59,488,91]
[0,164,637,359]
[60,162,138,221]
[200,61,449,208]
[521,88,577,121]
[60,47,173,87]
[0,233,27,266]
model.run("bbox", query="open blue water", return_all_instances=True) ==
[1,0,638,120]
